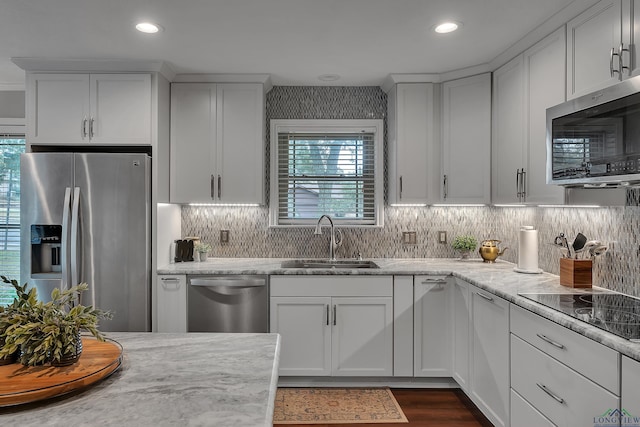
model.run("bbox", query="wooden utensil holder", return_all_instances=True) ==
[559,258,592,288]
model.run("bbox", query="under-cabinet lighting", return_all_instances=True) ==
[538,204,601,208]
[493,204,527,207]
[389,203,428,207]
[432,204,486,207]
[189,203,260,207]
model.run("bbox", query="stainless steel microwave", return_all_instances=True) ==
[547,74,640,186]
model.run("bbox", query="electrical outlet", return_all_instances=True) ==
[220,230,230,243]
[438,231,447,244]
[402,231,417,245]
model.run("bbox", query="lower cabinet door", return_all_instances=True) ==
[511,389,555,427]
[156,275,187,332]
[414,276,451,377]
[622,356,640,419]
[511,334,619,427]
[332,297,393,376]
[270,296,332,376]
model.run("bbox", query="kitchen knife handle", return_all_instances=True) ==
[536,333,565,349]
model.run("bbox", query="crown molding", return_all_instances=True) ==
[11,58,175,81]
[172,73,273,92]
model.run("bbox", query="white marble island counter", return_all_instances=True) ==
[0,333,281,427]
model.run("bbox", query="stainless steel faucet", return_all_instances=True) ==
[314,215,343,261]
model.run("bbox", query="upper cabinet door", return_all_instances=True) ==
[388,83,439,205]
[441,73,491,204]
[27,73,90,144]
[492,55,526,204]
[170,83,217,204]
[89,74,152,144]
[215,83,265,205]
[523,27,566,205]
[567,0,622,99]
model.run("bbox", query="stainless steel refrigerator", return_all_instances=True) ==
[20,152,151,332]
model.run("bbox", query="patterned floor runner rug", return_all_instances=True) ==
[273,387,409,424]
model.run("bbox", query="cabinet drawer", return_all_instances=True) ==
[510,389,554,427]
[511,335,619,427]
[270,275,393,297]
[510,304,619,394]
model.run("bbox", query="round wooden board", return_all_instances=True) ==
[0,337,123,407]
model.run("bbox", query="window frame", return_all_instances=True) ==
[269,119,384,228]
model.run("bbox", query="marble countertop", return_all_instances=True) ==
[159,257,640,362]
[0,333,281,427]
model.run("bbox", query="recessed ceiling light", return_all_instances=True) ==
[135,22,162,34]
[434,21,460,34]
[318,74,341,82]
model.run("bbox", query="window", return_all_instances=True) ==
[0,128,25,305]
[270,120,383,227]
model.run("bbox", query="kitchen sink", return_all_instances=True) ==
[280,259,379,269]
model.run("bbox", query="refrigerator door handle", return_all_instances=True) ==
[61,187,72,290]
[70,187,81,288]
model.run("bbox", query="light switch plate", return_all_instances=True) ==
[438,231,447,244]
[402,231,417,245]
[220,230,230,243]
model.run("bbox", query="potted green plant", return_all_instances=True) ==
[452,235,478,259]
[0,279,111,367]
[0,277,34,365]
[194,242,212,262]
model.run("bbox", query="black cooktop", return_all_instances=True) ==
[519,292,640,341]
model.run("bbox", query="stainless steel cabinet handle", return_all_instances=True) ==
[536,333,565,349]
[620,43,630,76]
[89,117,95,139]
[443,174,448,199]
[611,47,620,77]
[537,383,565,404]
[399,176,403,200]
[476,291,494,302]
[160,277,181,290]
[516,169,521,199]
[521,169,526,202]
[217,175,222,199]
[82,117,88,139]
[326,304,330,326]
[210,175,215,199]
[421,278,447,285]
[161,277,180,282]
[333,305,337,326]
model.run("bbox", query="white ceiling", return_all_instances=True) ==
[0,0,593,89]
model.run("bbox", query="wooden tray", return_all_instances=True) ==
[0,337,123,407]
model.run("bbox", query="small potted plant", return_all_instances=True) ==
[0,279,111,367]
[0,277,34,365]
[194,242,212,262]
[452,235,478,260]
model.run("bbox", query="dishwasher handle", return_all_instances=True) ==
[190,277,267,289]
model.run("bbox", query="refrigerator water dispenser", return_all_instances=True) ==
[30,225,62,275]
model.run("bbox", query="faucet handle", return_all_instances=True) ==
[355,251,363,260]
[334,229,343,247]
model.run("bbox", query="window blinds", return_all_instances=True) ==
[276,132,376,224]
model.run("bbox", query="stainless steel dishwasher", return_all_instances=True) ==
[187,275,269,332]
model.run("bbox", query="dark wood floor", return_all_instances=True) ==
[274,388,494,427]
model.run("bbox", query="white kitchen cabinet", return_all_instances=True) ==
[469,284,510,427]
[270,276,393,377]
[510,304,621,427]
[269,296,332,376]
[26,73,152,145]
[413,276,451,377]
[387,83,440,205]
[492,28,566,204]
[451,278,470,391]
[156,275,187,332]
[567,0,624,99]
[511,389,555,427]
[622,356,640,416]
[170,83,264,204]
[441,74,491,204]
[393,276,414,377]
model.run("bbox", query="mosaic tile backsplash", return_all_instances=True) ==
[181,86,640,296]
[182,205,640,297]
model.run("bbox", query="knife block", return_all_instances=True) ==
[559,258,592,288]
